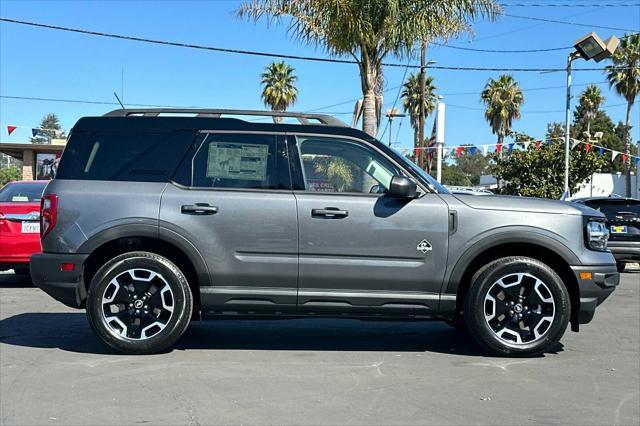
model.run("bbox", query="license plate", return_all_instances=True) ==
[610,225,627,234]
[21,221,40,234]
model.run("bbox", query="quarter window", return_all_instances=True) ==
[189,133,290,190]
[296,136,399,194]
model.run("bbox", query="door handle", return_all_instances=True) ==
[311,207,349,218]
[181,203,218,215]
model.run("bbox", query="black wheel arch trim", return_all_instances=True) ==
[76,223,211,289]
[440,227,581,310]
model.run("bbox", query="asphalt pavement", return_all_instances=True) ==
[1,271,638,426]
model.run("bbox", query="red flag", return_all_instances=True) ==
[622,154,628,163]
[496,143,503,154]
[535,140,542,149]
[585,143,591,153]
[7,125,16,135]
[456,146,464,158]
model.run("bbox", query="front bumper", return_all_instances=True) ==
[30,253,88,308]
[607,241,640,262]
[570,264,619,326]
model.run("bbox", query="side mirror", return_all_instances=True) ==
[388,175,417,198]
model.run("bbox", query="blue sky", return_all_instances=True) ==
[0,0,638,155]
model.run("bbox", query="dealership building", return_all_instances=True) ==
[0,139,66,181]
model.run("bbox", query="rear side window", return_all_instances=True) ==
[56,130,197,182]
[174,132,291,190]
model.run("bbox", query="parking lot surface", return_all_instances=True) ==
[1,271,638,426]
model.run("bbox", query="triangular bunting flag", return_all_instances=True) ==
[612,151,619,161]
[635,157,640,167]
[599,147,605,156]
[469,146,477,156]
[54,130,64,138]
[496,143,503,154]
[482,145,489,155]
[622,154,628,163]
[524,141,531,150]
[585,143,591,153]
[31,128,39,137]
[571,139,581,149]
[535,140,542,150]
[456,146,464,158]
[508,143,515,152]
[7,125,16,135]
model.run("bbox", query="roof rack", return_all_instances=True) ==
[103,108,348,127]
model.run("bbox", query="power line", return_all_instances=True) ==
[432,42,571,53]
[504,13,640,32]
[0,17,635,73]
[499,2,640,7]
[447,101,630,113]
[0,95,200,108]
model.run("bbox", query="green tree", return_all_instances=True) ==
[260,61,298,120]
[605,33,640,197]
[546,122,565,141]
[494,141,607,199]
[480,74,524,148]
[30,113,64,144]
[430,163,471,186]
[576,84,604,135]
[454,148,491,185]
[0,166,22,186]
[238,0,500,136]
[401,73,437,169]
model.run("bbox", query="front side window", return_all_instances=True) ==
[189,133,290,190]
[296,136,399,194]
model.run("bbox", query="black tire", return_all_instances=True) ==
[444,315,467,332]
[86,251,193,354]
[464,256,570,357]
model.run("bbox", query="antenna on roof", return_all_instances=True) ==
[113,92,125,109]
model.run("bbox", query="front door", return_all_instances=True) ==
[160,132,298,313]
[291,134,449,316]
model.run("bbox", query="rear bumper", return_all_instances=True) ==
[0,232,41,265]
[570,264,619,326]
[30,253,88,309]
[607,241,640,262]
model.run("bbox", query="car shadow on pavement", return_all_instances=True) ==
[0,312,563,357]
[0,272,34,288]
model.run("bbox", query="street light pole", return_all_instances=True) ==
[563,51,581,197]
[436,97,445,183]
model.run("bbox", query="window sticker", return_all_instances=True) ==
[206,142,268,181]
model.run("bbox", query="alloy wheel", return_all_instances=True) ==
[484,272,555,345]
[101,268,175,340]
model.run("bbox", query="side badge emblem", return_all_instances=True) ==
[417,239,432,254]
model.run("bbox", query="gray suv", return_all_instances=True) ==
[31,109,619,356]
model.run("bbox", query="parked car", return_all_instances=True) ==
[0,180,48,274]
[445,186,493,196]
[573,197,640,270]
[31,109,618,356]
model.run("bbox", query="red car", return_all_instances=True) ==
[0,180,48,274]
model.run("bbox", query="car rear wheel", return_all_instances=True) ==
[86,251,192,354]
[464,256,570,357]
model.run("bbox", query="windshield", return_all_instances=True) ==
[392,151,450,193]
[0,182,46,202]
[586,200,640,216]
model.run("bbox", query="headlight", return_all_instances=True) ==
[586,219,609,251]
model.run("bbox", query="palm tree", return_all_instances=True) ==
[480,74,524,149]
[605,33,640,197]
[239,1,500,137]
[260,61,298,121]
[578,85,605,135]
[401,73,437,168]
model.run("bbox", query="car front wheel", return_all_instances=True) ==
[464,256,570,357]
[86,251,193,354]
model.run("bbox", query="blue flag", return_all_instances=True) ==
[508,143,515,152]
[599,147,605,156]
[31,128,39,137]
[469,146,477,156]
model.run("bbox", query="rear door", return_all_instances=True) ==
[160,131,298,313]
[289,134,449,316]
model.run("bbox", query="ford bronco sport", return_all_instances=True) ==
[30,109,619,356]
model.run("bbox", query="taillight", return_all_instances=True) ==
[41,194,58,239]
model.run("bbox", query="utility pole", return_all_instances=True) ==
[417,40,427,170]
[436,98,445,183]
